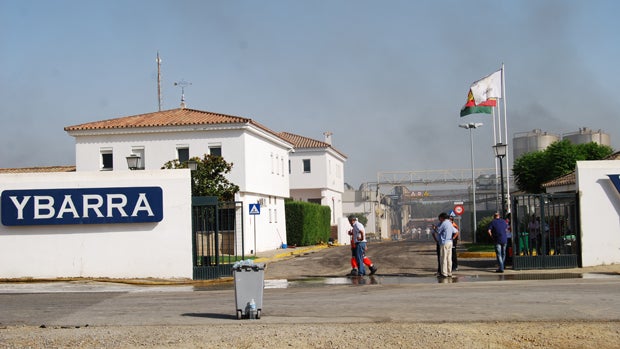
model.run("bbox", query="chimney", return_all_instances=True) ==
[323,131,333,145]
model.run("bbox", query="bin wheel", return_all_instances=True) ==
[236,310,242,320]
[256,309,261,319]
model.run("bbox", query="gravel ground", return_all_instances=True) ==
[2,242,619,348]
[2,321,620,348]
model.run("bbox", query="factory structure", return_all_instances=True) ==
[513,127,611,160]
[344,127,613,242]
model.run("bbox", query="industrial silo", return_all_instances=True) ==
[562,127,611,146]
[512,129,560,160]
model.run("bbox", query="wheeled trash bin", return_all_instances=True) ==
[232,261,265,320]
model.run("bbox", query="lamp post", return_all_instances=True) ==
[493,142,507,218]
[459,122,483,243]
[126,154,141,170]
[187,159,198,171]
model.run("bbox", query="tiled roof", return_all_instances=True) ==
[542,172,575,188]
[64,108,286,143]
[277,132,347,159]
[64,108,250,131]
[543,151,620,188]
[0,165,76,174]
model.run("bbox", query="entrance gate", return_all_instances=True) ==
[192,196,245,280]
[511,193,580,270]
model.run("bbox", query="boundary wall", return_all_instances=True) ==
[577,161,620,267]
[0,170,192,279]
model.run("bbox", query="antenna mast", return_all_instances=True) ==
[156,52,162,111]
[173,79,192,109]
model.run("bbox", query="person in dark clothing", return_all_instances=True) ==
[487,212,508,273]
[449,216,460,271]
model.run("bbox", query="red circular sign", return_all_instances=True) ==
[453,205,464,216]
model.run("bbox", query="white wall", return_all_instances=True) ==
[241,131,291,198]
[0,170,193,279]
[577,161,620,266]
[239,193,287,254]
[289,150,344,193]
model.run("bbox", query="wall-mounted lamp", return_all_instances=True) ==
[126,153,141,170]
[187,160,198,171]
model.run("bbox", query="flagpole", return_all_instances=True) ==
[492,108,500,213]
[502,63,511,215]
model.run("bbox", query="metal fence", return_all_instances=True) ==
[192,197,244,280]
[511,193,580,270]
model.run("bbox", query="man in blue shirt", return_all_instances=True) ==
[488,212,508,273]
[433,212,455,278]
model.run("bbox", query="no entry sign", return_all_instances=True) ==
[453,204,464,216]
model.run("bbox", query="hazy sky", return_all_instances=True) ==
[1,0,619,188]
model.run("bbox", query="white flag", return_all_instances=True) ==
[470,70,502,105]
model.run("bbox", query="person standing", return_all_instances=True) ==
[449,216,460,271]
[348,215,369,276]
[347,229,377,276]
[488,212,508,273]
[433,212,455,278]
[528,215,541,256]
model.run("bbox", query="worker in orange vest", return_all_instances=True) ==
[347,216,378,276]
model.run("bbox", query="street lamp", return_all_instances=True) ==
[493,142,508,218]
[459,122,483,243]
[187,159,198,171]
[126,153,141,170]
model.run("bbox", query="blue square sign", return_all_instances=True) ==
[249,203,261,215]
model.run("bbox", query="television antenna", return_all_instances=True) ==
[156,52,162,111]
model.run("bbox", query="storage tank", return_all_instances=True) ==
[562,127,611,146]
[512,129,560,160]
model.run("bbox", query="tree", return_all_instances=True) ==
[513,140,613,193]
[161,154,240,201]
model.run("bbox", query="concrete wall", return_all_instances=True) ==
[0,170,192,279]
[577,161,620,267]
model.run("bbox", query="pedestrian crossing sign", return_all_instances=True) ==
[249,203,261,215]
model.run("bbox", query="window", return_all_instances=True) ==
[101,149,113,171]
[288,159,291,174]
[177,147,189,163]
[303,159,311,173]
[209,146,222,157]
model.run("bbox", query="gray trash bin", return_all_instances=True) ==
[233,261,265,320]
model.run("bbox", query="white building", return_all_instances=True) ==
[277,131,347,226]
[64,107,348,254]
[64,108,294,254]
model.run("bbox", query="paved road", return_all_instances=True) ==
[1,241,619,327]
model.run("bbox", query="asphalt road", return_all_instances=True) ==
[1,241,619,327]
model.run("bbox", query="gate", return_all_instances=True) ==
[511,193,580,270]
[192,196,245,280]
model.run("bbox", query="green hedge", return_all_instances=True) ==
[476,215,494,244]
[285,201,331,246]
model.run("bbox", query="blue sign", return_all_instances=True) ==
[608,174,620,194]
[1,187,163,226]
[249,203,261,215]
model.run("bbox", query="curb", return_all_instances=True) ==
[254,245,329,263]
[458,252,496,258]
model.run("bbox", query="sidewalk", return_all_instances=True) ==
[254,244,330,263]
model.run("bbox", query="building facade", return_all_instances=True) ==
[277,132,347,226]
[64,108,294,254]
